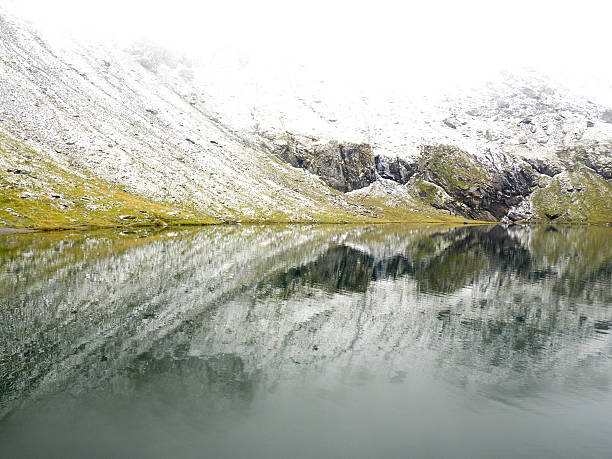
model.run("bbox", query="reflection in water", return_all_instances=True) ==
[0,224,611,458]
[272,245,374,294]
[269,225,536,296]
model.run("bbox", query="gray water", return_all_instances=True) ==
[1,224,611,458]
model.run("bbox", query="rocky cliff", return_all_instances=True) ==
[268,134,612,223]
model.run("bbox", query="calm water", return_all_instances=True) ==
[1,224,611,458]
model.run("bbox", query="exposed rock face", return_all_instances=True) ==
[565,144,612,180]
[272,137,543,222]
[490,165,538,220]
[269,133,612,223]
[412,145,537,221]
[271,136,540,221]
[525,158,563,177]
[374,155,417,184]
[271,135,376,192]
[417,145,612,223]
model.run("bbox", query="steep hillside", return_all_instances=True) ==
[0,7,611,228]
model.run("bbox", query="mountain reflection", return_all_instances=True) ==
[271,245,374,295]
[268,224,595,297]
[1,224,611,421]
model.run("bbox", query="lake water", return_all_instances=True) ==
[1,224,611,458]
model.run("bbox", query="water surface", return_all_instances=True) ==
[1,224,611,458]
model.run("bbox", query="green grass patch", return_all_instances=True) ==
[0,131,219,229]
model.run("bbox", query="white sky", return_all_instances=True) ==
[4,0,612,103]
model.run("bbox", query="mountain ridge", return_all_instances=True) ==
[1,7,611,229]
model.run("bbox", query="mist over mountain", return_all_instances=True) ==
[2,4,612,456]
[1,1,611,227]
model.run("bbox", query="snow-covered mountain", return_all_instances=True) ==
[1,6,611,228]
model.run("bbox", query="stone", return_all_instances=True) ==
[375,155,417,184]
[443,118,457,129]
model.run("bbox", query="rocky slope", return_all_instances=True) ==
[0,6,611,228]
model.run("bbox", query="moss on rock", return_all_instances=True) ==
[530,167,612,223]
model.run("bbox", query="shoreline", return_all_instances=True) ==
[1,219,611,235]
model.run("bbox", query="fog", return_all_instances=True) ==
[4,0,612,102]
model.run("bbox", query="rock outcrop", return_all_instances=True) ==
[409,145,537,221]
[565,143,612,180]
[374,155,417,184]
[271,134,376,192]
[270,136,542,221]
[269,135,612,223]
